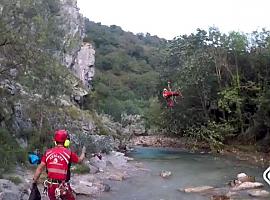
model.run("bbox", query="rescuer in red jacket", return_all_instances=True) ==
[32,130,86,200]
[162,88,182,107]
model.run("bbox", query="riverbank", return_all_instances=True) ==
[131,135,270,167]
[0,151,148,200]
[1,145,269,200]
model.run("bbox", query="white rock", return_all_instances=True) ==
[160,170,172,178]
[237,173,247,179]
[79,180,93,187]
[181,186,214,193]
[232,182,263,191]
[247,189,270,197]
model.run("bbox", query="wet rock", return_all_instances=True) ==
[247,189,270,197]
[232,182,263,191]
[160,170,172,178]
[102,183,110,192]
[237,173,255,183]
[181,186,214,193]
[108,173,125,181]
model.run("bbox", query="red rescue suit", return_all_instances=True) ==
[162,90,182,107]
[41,146,79,200]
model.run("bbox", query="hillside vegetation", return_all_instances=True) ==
[83,19,167,122]
[160,28,270,151]
[84,22,270,152]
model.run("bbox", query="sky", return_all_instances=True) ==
[77,0,270,40]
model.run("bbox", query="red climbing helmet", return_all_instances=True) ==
[54,130,68,143]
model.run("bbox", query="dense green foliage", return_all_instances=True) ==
[160,28,270,150]
[0,128,26,172]
[0,0,74,95]
[84,20,167,121]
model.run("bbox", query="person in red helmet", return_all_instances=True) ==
[32,130,86,200]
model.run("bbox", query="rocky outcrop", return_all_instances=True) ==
[0,179,28,200]
[72,43,95,89]
[100,114,147,151]
[57,0,85,69]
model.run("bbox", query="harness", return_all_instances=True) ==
[43,179,70,199]
[43,147,71,199]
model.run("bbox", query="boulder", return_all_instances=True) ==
[108,173,125,181]
[236,173,255,183]
[232,182,263,191]
[247,189,270,197]
[160,170,172,178]
[72,183,99,196]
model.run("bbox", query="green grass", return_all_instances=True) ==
[72,164,90,174]
[7,176,23,185]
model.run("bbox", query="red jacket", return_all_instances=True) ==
[41,146,79,181]
[163,90,181,98]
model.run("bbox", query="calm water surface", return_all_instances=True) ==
[100,147,267,200]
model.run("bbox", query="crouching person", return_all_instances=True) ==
[32,130,86,200]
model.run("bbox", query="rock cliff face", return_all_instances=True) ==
[72,42,95,90]
[55,0,95,91]
[56,0,95,92]
[0,0,114,154]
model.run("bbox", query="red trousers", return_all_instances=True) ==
[47,183,75,200]
[166,98,174,107]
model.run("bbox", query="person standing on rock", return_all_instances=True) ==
[32,130,86,200]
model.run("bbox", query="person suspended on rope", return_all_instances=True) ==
[32,129,86,200]
[162,81,183,108]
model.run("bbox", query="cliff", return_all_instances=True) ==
[0,0,111,172]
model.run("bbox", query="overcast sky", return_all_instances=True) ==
[77,0,270,40]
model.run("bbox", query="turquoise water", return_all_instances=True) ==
[100,147,267,200]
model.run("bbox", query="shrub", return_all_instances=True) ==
[184,121,235,151]
[72,164,90,174]
[7,176,22,185]
[0,128,27,172]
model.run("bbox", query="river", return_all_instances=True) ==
[99,147,268,200]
